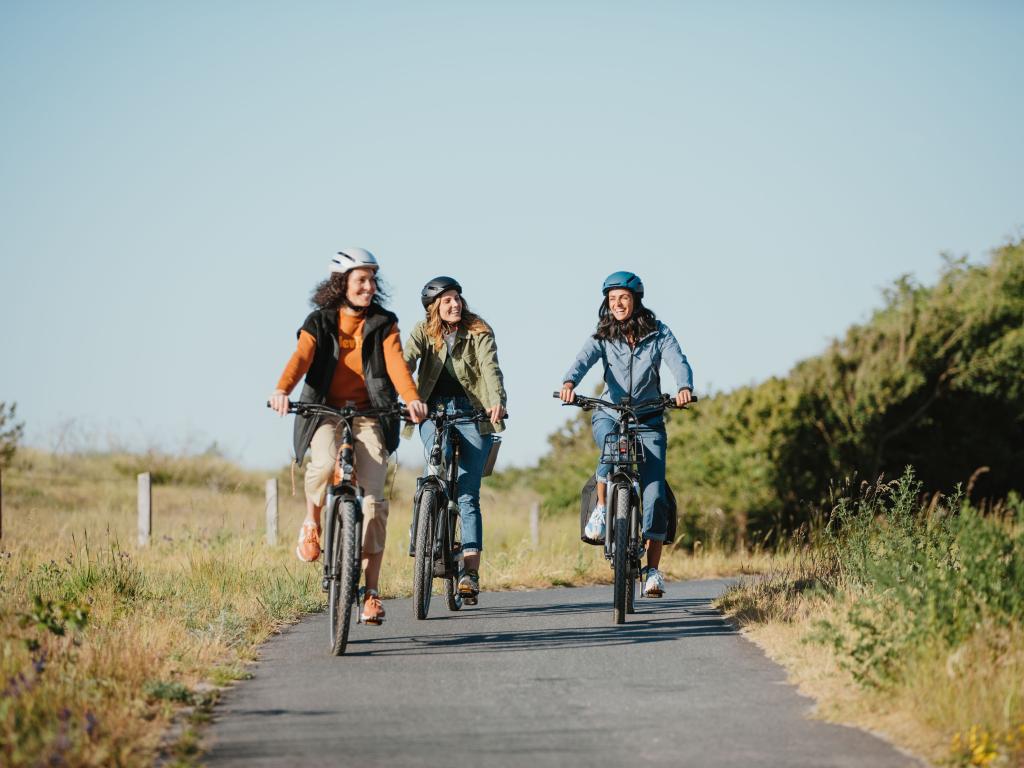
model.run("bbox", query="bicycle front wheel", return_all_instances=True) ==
[329,498,360,656]
[626,499,639,614]
[612,483,631,625]
[413,488,438,620]
[626,568,637,614]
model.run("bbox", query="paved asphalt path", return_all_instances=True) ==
[203,579,920,767]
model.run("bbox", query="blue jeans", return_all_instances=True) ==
[592,413,669,542]
[419,396,493,553]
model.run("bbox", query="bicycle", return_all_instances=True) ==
[269,400,405,655]
[553,391,695,624]
[409,404,500,619]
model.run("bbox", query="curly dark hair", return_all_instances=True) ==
[310,271,390,311]
[593,294,658,343]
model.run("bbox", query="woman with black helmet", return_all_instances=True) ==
[559,271,693,598]
[404,276,507,603]
[269,248,428,626]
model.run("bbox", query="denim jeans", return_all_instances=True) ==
[419,396,493,553]
[592,413,669,542]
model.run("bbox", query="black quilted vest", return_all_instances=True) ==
[291,303,401,462]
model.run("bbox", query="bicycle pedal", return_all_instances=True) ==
[462,595,478,605]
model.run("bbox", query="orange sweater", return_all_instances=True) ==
[276,313,420,409]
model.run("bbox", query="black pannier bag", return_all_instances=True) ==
[579,475,678,545]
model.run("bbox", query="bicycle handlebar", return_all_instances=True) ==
[267,400,408,420]
[268,400,509,425]
[551,391,697,413]
[423,406,509,425]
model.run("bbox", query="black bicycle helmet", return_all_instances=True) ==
[602,270,644,298]
[421,276,463,308]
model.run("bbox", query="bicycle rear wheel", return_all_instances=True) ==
[413,488,438,620]
[329,498,360,655]
[444,510,464,611]
[611,483,630,624]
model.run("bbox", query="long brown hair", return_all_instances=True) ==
[593,293,658,344]
[310,271,390,311]
[425,295,491,352]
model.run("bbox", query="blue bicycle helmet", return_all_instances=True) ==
[602,271,644,298]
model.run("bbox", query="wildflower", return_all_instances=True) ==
[85,711,98,739]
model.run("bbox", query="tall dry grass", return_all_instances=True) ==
[717,470,1024,767]
[1,448,771,766]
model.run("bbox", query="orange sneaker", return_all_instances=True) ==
[295,520,321,562]
[360,590,386,625]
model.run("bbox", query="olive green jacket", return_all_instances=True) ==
[403,321,507,434]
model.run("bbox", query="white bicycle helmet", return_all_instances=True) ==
[330,247,379,275]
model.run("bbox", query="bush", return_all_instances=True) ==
[815,468,1024,687]
[528,240,1024,547]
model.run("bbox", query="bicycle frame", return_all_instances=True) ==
[554,390,695,621]
[600,416,647,572]
[413,405,489,579]
[320,416,364,597]
[271,400,405,634]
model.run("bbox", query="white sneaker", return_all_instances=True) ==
[643,567,665,597]
[584,504,606,541]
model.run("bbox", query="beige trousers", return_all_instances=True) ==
[305,418,390,555]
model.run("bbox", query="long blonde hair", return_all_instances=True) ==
[425,295,491,352]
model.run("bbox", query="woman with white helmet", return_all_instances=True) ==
[404,276,507,603]
[269,248,428,625]
[559,271,693,598]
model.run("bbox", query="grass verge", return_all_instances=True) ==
[717,470,1024,767]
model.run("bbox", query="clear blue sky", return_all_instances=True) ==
[2,2,1022,470]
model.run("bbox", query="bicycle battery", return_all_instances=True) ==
[481,435,502,477]
[479,436,499,479]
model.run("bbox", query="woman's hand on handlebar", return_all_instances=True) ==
[676,388,693,408]
[407,399,428,424]
[559,382,576,404]
[487,404,507,424]
[269,390,289,416]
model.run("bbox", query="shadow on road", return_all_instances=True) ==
[347,594,736,657]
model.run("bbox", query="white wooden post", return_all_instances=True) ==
[530,501,540,547]
[265,478,278,546]
[137,472,151,547]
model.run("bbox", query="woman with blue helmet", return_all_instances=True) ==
[559,271,693,597]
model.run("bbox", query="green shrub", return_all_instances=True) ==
[815,468,1024,687]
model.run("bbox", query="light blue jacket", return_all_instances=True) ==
[562,321,693,421]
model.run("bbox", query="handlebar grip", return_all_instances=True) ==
[552,391,561,398]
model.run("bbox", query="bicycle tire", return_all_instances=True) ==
[444,510,464,611]
[612,483,630,624]
[626,499,639,614]
[326,500,341,645]
[413,487,437,620]
[329,498,359,655]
